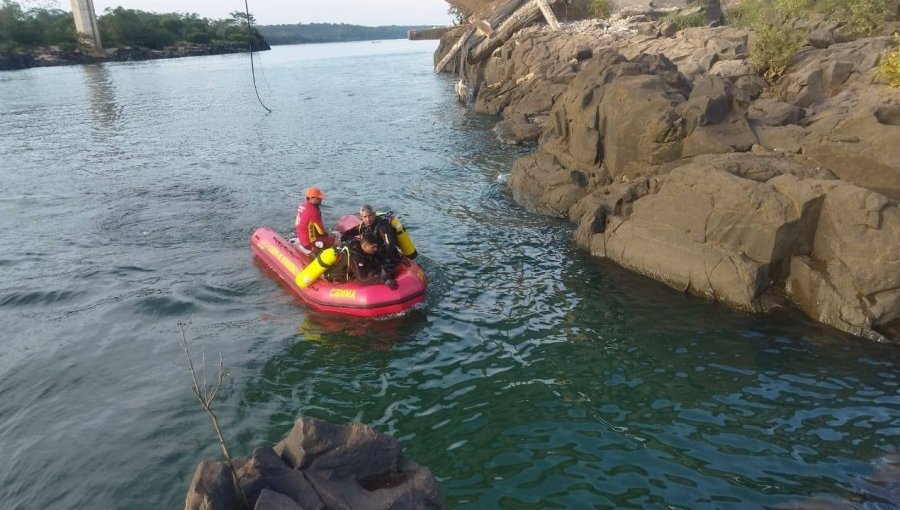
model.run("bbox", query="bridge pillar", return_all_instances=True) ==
[69,0,102,51]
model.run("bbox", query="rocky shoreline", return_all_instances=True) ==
[437,1,900,343]
[0,41,269,72]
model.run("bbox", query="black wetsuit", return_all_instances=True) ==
[341,216,400,276]
[325,240,391,284]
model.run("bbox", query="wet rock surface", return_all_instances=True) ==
[185,417,447,510]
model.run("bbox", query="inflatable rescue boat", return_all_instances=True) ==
[250,227,427,317]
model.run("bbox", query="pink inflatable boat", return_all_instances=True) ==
[251,227,427,317]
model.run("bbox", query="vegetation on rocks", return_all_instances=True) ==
[590,0,613,19]
[881,34,900,87]
[665,8,709,30]
[817,0,898,35]
[728,0,899,81]
[448,5,467,24]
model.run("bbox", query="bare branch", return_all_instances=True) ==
[208,354,225,405]
[179,323,250,509]
[202,344,209,403]
[179,323,204,403]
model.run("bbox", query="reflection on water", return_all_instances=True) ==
[81,64,121,130]
[1,41,899,510]
[299,310,429,352]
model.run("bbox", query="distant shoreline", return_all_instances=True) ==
[255,22,434,46]
[0,37,440,71]
[0,42,269,72]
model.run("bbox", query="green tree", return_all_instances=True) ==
[0,1,75,51]
[448,6,466,24]
[1,3,269,53]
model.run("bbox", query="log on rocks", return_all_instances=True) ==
[435,0,528,73]
[487,0,529,23]
[475,18,494,36]
[534,0,561,30]
[468,0,559,64]
[465,0,529,60]
[435,22,476,73]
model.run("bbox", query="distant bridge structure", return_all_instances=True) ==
[69,0,102,51]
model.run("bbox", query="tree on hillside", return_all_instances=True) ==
[256,22,426,45]
[1,0,76,51]
[448,6,466,24]
[95,7,268,50]
[99,7,176,49]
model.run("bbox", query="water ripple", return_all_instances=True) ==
[2,41,900,510]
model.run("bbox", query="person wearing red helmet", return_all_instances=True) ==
[294,186,334,253]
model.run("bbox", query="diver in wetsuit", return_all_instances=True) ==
[340,204,400,280]
[326,233,398,289]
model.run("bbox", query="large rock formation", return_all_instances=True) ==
[437,2,900,342]
[588,159,835,311]
[765,36,900,197]
[786,182,900,342]
[185,418,447,510]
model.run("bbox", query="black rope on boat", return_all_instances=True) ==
[244,0,272,113]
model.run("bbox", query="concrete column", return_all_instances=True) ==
[70,0,102,50]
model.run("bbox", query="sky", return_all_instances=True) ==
[54,0,454,26]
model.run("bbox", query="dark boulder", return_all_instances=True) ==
[254,489,303,510]
[238,447,324,510]
[184,460,239,510]
[875,104,900,126]
[185,418,447,510]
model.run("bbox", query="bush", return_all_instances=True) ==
[0,1,76,49]
[590,0,613,19]
[816,0,896,36]
[447,6,467,24]
[666,10,708,30]
[880,34,900,87]
[729,0,801,80]
[186,31,210,44]
[752,22,806,81]
[728,0,897,82]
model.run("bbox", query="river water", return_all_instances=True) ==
[1,40,899,509]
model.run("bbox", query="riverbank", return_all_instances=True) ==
[437,1,900,343]
[0,42,270,71]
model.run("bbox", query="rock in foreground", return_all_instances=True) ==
[185,417,448,510]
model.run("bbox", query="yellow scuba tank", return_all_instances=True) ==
[389,216,418,259]
[296,247,339,288]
